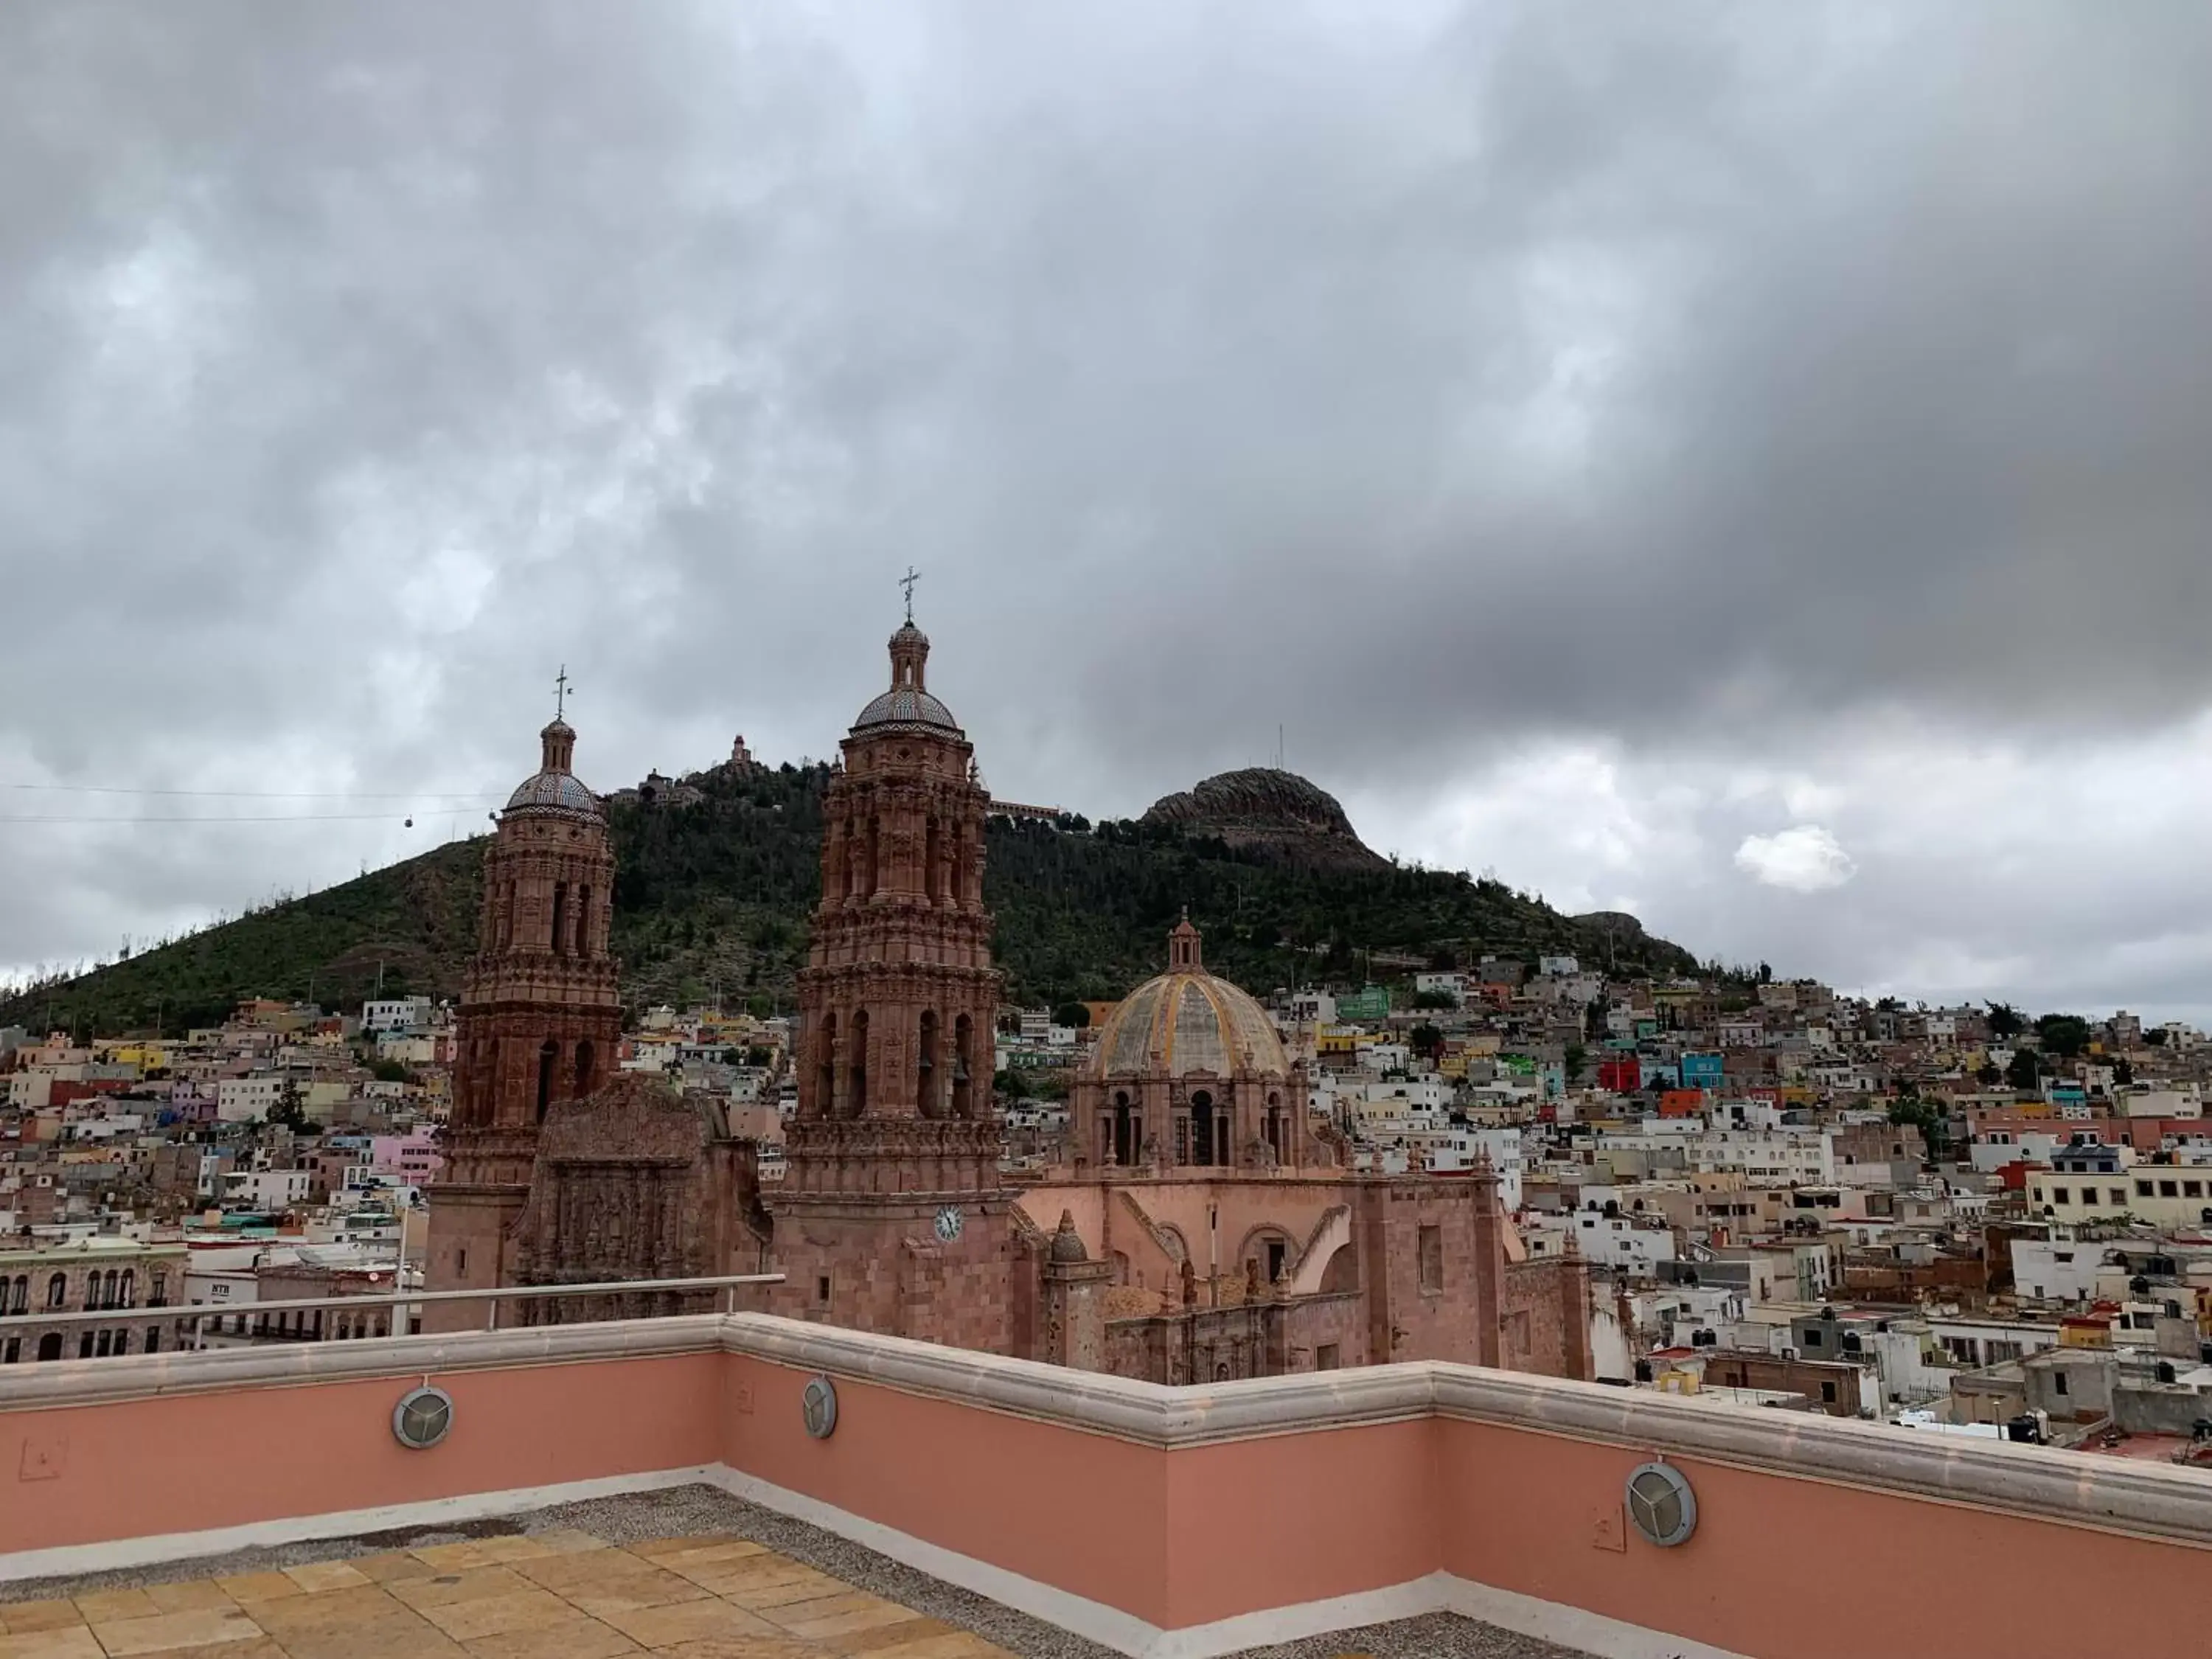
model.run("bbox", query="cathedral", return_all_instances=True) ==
[425,615,1592,1382]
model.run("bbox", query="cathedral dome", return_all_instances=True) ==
[1081,917,1290,1082]
[505,770,602,815]
[503,717,604,820]
[851,620,962,735]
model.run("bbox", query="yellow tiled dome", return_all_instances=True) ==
[1081,917,1289,1081]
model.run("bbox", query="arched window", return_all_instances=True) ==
[46,1273,66,1310]
[815,1012,837,1119]
[37,1333,62,1362]
[952,1015,974,1118]
[119,1269,135,1308]
[1190,1091,1217,1167]
[849,1011,870,1117]
[79,1332,94,1358]
[10,1275,25,1315]
[94,1330,111,1358]
[864,815,881,897]
[550,881,568,956]
[924,818,940,902]
[537,1038,557,1121]
[144,1329,160,1356]
[918,1012,940,1119]
[574,1037,597,1098]
[576,886,594,957]
[1112,1091,1138,1166]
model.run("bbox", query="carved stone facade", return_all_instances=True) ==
[509,1073,771,1324]
[769,621,1019,1352]
[421,626,1590,1388]
[424,716,623,1329]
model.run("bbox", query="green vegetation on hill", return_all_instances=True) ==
[0,762,1700,1037]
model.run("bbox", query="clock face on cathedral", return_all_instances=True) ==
[934,1205,964,1243]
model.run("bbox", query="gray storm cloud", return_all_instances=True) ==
[3,2,2211,1012]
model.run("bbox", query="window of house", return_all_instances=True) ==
[2111,1189,2128,1207]
[2051,1188,2070,1205]
[2053,1371,2068,1396]
[2188,1181,2205,1198]
[1418,1225,1444,1293]
[817,1276,831,1304]
[2160,1181,2179,1197]
[2137,1180,2154,1197]
[1315,1343,1340,1371]
[1803,1326,1823,1347]
[1820,1381,1837,1403]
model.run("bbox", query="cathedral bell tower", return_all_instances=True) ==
[773,613,1011,1348]
[425,708,622,1327]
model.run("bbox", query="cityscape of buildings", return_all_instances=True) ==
[8,616,2211,1467]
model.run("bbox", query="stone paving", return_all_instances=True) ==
[0,1530,1014,1659]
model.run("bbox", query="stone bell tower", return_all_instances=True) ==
[425,706,622,1327]
[771,610,1012,1349]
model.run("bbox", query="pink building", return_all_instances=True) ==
[369,1128,442,1186]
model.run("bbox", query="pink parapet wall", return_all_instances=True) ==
[6,1315,2212,1659]
[0,1326,728,1559]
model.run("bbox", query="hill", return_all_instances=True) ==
[1140,768,1388,872]
[0,762,1703,1038]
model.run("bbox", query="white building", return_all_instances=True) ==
[361,998,434,1034]
[222,1169,313,1209]
[216,1077,287,1123]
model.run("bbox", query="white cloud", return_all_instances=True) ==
[1733,825,1857,893]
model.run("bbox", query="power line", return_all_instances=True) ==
[0,812,451,825]
[4,782,499,801]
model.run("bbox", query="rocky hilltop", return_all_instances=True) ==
[1140,768,1389,872]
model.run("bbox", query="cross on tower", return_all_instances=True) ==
[554,664,571,720]
[900,566,921,623]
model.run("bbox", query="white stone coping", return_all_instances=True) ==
[4,1310,2208,1551]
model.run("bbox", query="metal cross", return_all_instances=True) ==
[900,565,921,622]
[554,664,571,720]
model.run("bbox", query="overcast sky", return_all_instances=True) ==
[5,2,2212,1018]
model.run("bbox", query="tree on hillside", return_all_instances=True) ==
[2006,1048,2042,1091]
[1986,1001,2025,1039]
[2036,1014,2089,1058]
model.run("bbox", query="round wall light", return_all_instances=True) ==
[801,1374,839,1440]
[1624,1461,1697,1548]
[392,1385,455,1450]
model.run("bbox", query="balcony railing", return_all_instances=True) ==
[2,1306,2210,1659]
[0,1273,782,1345]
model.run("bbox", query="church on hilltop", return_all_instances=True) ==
[424,611,1592,1383]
